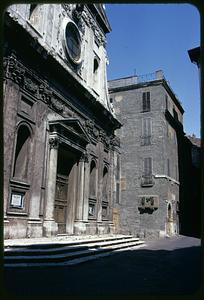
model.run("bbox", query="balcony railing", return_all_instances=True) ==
[141,175,155,187]
[141,136,151,146]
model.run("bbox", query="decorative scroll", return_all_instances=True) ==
[85,120,99,140]
[49,137,59,149]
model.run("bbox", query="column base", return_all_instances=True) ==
[27,219,43,238]
[43,219,58,237]
[4,219,10,239]
[73,220,87,235]
[97,222,114,235]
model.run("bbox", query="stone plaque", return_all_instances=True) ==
[11,193,24,208]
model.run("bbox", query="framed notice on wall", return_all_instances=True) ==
[10,192,24,208]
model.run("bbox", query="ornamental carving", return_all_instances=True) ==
[72,5,86,35]
[5,54,66,115]
[38,83,52,104]
[99,130,110,148]
[75,6,106,46]
[24,77,38,94]
[85,120,99,139]
[6,54,25,85]
[62,4,73,16]
[49,137,59,149]
[110,135,120,148]
[50,96,64,113]
[80,152,89,163]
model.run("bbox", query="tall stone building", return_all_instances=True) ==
[3,4,121,239]
[109,71,184,238]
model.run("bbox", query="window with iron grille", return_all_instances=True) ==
[141,118,152,145]
[142,92,150,112]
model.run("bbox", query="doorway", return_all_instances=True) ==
[54,147,78,234]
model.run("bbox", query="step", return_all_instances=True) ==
[4,235,134,249]
[4,237,140,257]
[4,240,145,267]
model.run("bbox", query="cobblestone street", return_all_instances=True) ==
[3,235,201,297]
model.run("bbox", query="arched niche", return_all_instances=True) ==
[13,123,32,181]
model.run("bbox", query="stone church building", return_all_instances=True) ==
[3,4,121,239]
[109,71,184,238]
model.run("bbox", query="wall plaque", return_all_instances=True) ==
[11,193,24,208]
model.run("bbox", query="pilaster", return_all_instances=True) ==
[43,136,59,237]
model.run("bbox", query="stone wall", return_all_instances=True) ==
[109,77,182,239]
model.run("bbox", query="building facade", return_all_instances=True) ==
[109,71,184,238]
[3,4,121,239]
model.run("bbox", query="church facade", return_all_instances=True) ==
[3,4,121,239]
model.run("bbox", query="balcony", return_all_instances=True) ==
[141,175,155,187]
[141,135,151,146]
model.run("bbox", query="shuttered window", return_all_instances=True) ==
[142,92,150,112]
[144,157,152,175]
[142,118,152,145]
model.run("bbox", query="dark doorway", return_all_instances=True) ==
[54,147,78,234]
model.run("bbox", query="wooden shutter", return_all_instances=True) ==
[144,157,152,175]
[142,92,150,111]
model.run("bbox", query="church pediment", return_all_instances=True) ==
[49,118,91,150]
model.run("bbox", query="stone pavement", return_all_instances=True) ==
[3,235,202,297]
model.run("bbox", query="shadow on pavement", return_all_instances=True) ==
[3,244,201,297]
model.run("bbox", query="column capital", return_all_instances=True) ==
[49,136,59,149]
[80,152,89,163]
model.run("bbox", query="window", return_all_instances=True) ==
[173,107,178,121]
[141,157,154,186]
[142,118,152,145]
[65,22,81,64]
[93,57,99,73]
[142,92,150,112]
[144,157,152,176]
[13,125,31,181]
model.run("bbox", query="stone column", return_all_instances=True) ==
[75,156,85,220]
[82,155,90,222]
[74,153,88,234]
[43,136,59,237]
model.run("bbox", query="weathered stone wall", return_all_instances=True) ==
[4,4,120,239]
[109,78,182,239]
[6,4,112,113]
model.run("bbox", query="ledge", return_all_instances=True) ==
[154,174,180,185]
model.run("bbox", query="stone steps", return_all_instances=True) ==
[4,235,145,267]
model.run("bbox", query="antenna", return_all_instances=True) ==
[134,68,137,76]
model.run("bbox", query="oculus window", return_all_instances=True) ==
[65,22,81,64]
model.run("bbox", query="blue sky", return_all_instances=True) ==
[105,4,200,137]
